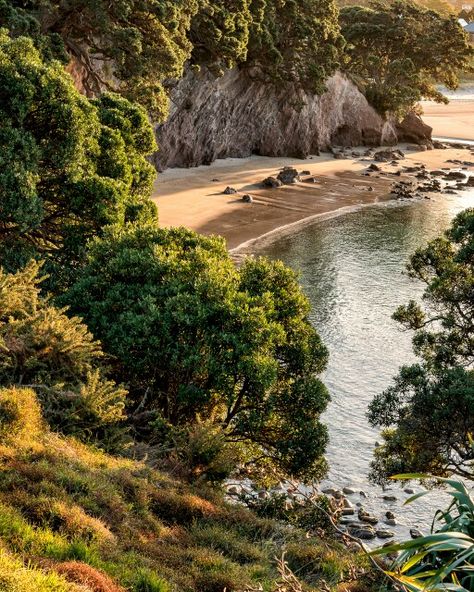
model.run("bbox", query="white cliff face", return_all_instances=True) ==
[153,68,431,171]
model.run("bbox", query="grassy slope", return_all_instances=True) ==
[0,392,384,592]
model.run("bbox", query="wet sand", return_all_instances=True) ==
[152,146,473,250]
[421,100,474,141]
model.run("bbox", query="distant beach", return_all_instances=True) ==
[152,146,474,250]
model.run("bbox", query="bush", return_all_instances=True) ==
[0,387,42,447]
[0,261,127,449]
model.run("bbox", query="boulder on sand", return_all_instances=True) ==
[277,167,300,184]
[262,176,283,188]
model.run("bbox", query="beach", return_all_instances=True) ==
[422,99,474,141]
[152,146,473,250]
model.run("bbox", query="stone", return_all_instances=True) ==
[303,176,318,183]
[385,511,395,520]
[444,171,467,181]
[342,508,355,516]
[333,152,347,160]
[433,140,447,149]
[242,194,253,203]
[262,176,283,188]
[300,170,311,175]
[343,487,356,495]
[322,487,338,496]
[396,112,432,144]
[374,149,405,162]
[403,488,414,495]
[358,510,378,525]
[223,186,238,194]
[376,530,395,539]
[360,491,368,498]
[466,176,474,186]
[277,167,301,184]
[211,178,220,182]
[385,518,397,526]
[343,498,353,509]
[410,528,423,539]
[429,170,445,177]
[367,163,381,172]
[348,525,376,540]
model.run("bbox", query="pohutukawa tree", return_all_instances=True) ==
[0,31,157,290]
[368,208,474,484]
[65,225,331,482]
[340,0,473,115]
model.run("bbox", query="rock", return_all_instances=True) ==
[343,498,353,509]
[396,112,432,144]
[211,178,220,182]
[322,487,338,496]
[385,518,397,526]
[242,194,253,203]
[333,152,348,160]
[277,167,300,184]
[433,140,447,149]
[300,170,311,175]
[342,508,355,516]
[367,163,381,172]
[348,525,376,540]
[444,171,467,181]
[303,176,318,183]
[376,530,395,539]
[343,487,356,495]
[333,490,344,499]
[227,486,239,495]
[367,186,374,191]
[360,491,368,498]
[429,170,445,177]
[262,176,283,188]
[385,511,395,520]
[410,528,423,539]
[358,509,378,525]
[223,186,238,194]
[466,176,474,186]
[374,149,405,162]
[404,488,414,495]
[258,491,269,499]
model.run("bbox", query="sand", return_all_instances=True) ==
[152,146,474,250]
[421,100,474,141]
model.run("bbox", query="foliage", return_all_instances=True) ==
[189,0,252,73]
[1,0,198,119]
[0,31,157,291]
[340,0,473,115]
[372,475,474,591]
[64,224,330,482]
[0,261,126,446]
[368,208,474,484]
[246,0,343,94]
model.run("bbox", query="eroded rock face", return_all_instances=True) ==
[153,67,431,171]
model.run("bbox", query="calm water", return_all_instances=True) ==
[258,189,474,540]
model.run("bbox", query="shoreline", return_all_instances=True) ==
[153,145,473,252]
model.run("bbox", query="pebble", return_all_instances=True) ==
[404,488,414,495]
[383,495,397,502]
[376,530,395,539]
[343,487,356,495]
[410,528,423,539]
[385,511,395,520]
[242,194,253,203]
[385,518,397,526]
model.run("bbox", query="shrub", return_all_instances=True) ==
[0,387,42,447]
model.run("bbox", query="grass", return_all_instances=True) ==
[0,387,383,592]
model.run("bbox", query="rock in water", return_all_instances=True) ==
[376,530,395,539]
[410,528,423,539]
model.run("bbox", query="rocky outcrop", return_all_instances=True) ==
[153,67,432,170]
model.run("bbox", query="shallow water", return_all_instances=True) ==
[257,188,474,542]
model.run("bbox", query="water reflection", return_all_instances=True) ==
[258,190,474,539]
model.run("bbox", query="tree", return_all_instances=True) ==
[0,261,127,447]
[368,208,474,484]
[340,0,473,115]
[64,224,330,481]
[0,31,157,290]
[246,0,343,94]
[1,0,198,119]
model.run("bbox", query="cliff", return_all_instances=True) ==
[153,67,432,171]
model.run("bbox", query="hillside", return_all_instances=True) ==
[0,387,381,592]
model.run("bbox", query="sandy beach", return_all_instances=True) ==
[421,100,474,141]
[152,146,473,250]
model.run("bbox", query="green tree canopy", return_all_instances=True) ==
[246,0,343,94]
[0,261,127,447]
[1,0,197,119]
[0,31,157,290]
[340,0,473,115]
[368,208,474,483]
[64,225,330,482]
